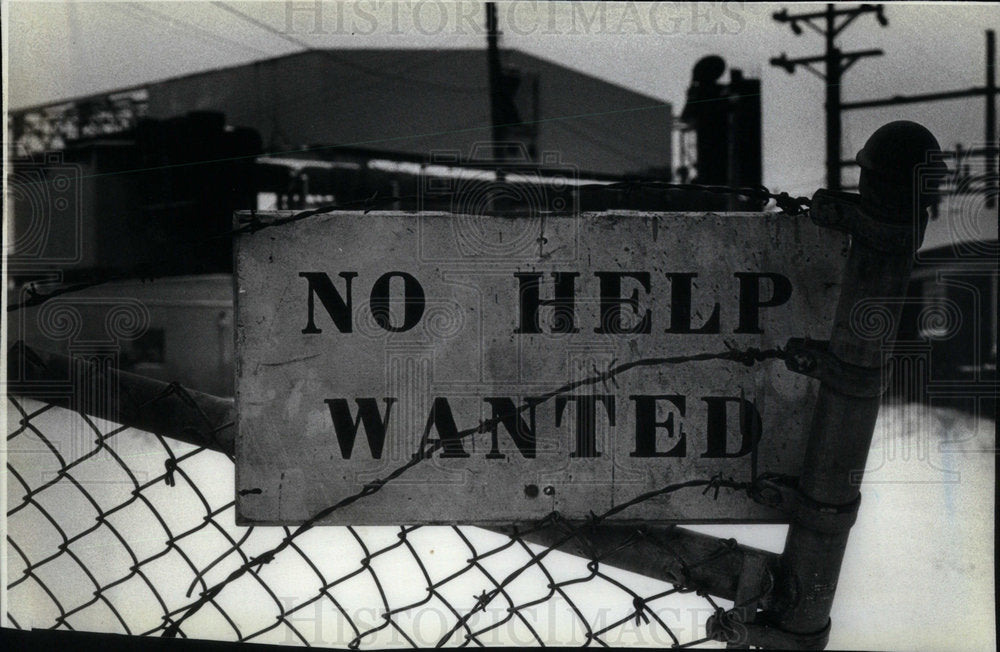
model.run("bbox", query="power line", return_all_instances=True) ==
[838,29,997,210]
[209,2,485,93]
[124,3,274,58]
[210,0,312,50]
[770,4,888,191]
[104,2,269,60]
[550,114,666,168]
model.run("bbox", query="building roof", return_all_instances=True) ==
[12,48,663,114]
[13,49,672,177]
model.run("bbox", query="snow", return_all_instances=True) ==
[4,398,995,649]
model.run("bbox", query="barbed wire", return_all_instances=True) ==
[8,335,792,646]
[149,341,788,638]
[7,179,812,313]
[6,180,811,646]
[7,392,767,647]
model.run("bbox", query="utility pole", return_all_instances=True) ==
[771,4,888,191]
[986,30,996,209]
[839,29,997,211]
[486,2,538,166]
[486,2,506,164]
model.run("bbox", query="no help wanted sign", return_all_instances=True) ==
[234,212,846,524]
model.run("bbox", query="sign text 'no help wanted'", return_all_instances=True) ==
[234,212,846,524]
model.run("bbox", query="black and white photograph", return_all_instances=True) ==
[2,1,997,650]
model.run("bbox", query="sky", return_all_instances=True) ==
[4,1,999,195]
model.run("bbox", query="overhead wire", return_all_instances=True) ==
[209,2,487,93]
[549,113,668,168]
[106,2,272,60]
[127,3,275,58]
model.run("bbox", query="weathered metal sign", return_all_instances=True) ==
[234,211,847,525]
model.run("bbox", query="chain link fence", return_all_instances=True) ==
[6,112,992,650]
[6,385,775,647]
[1,178,853,650]
[5,178,819,648]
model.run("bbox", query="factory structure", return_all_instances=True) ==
[8,48,691,394]
[10,48,676,174]
[9,46,990,409]
[8,49,689,277]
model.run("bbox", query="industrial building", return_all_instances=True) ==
[8,48,677,392]
[9,48,677,275]
[10,48,673,175]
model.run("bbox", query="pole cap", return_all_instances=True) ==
[855,121,945,224]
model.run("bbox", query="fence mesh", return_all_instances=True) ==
[5,391,771,648]
[7,184,809,647]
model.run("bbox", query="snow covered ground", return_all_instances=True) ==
[831,402,995,651]
[4,398,995,650]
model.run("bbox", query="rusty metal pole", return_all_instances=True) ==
[986,29,996,210]
[824,4,842,192]
[763,121,943,647]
